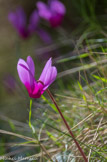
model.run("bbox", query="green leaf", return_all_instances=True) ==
[93,75,107,83]
[46,131,61,146]
[57,53,91,63]
[78,82,87,102]
[96,87,107,95]
[8,120,15,131]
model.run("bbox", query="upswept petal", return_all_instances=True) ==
[8,12,18,29]
[28,10,39,33]
[8,8,26,29]
[15,7,26,28]
[17,59,34,92]
[50,1,66,15]
[39,58,52,82]
[27,56,35,76]
[37,1,51,20]
[43,66,57,90]
[36,28,52,44]
[8,7,29,38]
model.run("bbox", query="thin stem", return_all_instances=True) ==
[29,99,35,134]
[46,89,88,162]
[29,99,32,128]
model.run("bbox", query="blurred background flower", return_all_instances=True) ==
[8,7,52,43]
[8,7,39,39]
[37,0,66,27]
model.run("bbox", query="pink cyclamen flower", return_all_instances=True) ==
[8,7,39,38]
[37,0,66,27]
[8,7,52,43]
[17,56,57,98]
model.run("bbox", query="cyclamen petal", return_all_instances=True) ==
[15,8,27,28]
[36,28,52,44]
[49,66,57,85]
[8,7,26,29]
[8,8,30,38]
[27,56,35,76]
[43,67,52,86]
[37,2,51,20]
[8,13,18,29]
[50,1,66,15]
[43,66,57,90]
[17,59,34,92]
[17,59,30,84]
[39,58,52,82]
[28,10,39,33]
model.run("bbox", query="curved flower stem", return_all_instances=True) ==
[46,89,88,162]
